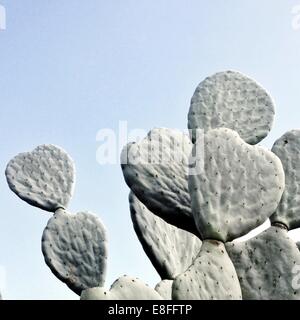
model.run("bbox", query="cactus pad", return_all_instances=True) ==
[121,128,196,234]
[155,280,173,299]
[42,209,108,295]
[130,192,201,279]
[188,70,275,144]
[172,240,242,300]
[5,144,75,212]
[270,130,300,230]
[81,275,163,300]
[189,128,285,242]
[226,226,300,299]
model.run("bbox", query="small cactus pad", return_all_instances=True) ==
[189,128,285,242]
[270,130,300,230]
[121,128,196,234]
[130,192,201,279]
[188,70,275,144]
[172,240,242,300]
[81,275,163,300]
[42,209,108,295]
[5,144,75,212]
[226,226,300,299]
[155,280,173,299]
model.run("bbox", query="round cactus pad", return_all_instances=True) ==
[5,144,75,212]
[81,275,163,300]
[226,226,300,300]
[188,70,275,144]
[189,128,285,242]
[130,192,202,280]
[172,240,242,300]
[270,130,300,230]
[121,128,196,234]
[42,209,108,295]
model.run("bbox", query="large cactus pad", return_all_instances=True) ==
[172,240,242,300]
[188,70,275,144]
[130,192,201,279]
[121,128,196,234]
[226,226,300,299]
[189,128,285,242]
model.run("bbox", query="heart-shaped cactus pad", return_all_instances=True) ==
[121,127,196,234]
[42,209,108,295]
[5,144,75,212]
[189,128,285,242]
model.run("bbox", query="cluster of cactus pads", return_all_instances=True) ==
[4,70,300,300]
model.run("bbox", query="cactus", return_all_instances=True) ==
[270,130,300,230]
[5,70,300,300]
[5,144,164,300]
[188,70,275,144]
[5,144,75,212]
[226,226,300,299]
[155,280,173,299]
[81,275,163,300]
[129,191,201,280]
[119,72,288,300]
[172,240,242,300]
[189,127,285,242]
[225,130,300,299]
[121,128,196,234]
[5,145,109,296]
[42,209,108,295]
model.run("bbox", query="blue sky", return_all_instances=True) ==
[0,0,300,299]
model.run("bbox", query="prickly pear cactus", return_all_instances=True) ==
[155,280,173,300]
[188,70,275,144]
[42,209,108,295]
[130,192,201,279]
[5,144,75,212]
[189,128,285,242]
[81,275,163,300]
[121,128,196,234]
[172,240,242,300]
[226,226,300,300]
[6,70,300,301]
[270,130,300,230]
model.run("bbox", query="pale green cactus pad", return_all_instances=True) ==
[121,127,196,234]
[5,144,75,212]
[189,128,285,242]
[81,275,163,300]
[155,280,173,300]
[42,209,108,295]
[130,192,201,279]
[188,70,275,144]
[226,226,300,300]
[172,240,242,300]
[270,130,300,230]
